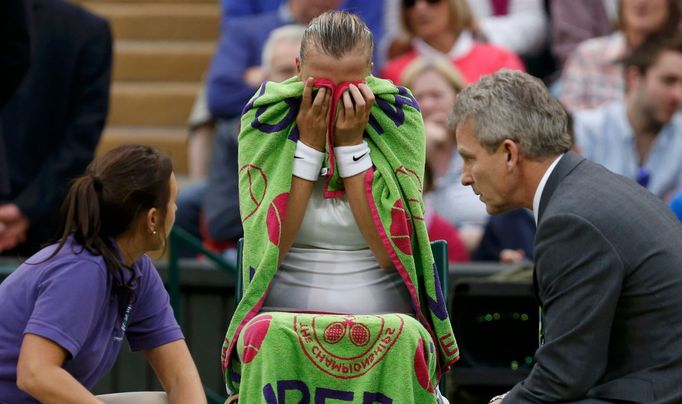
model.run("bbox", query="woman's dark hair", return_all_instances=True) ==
[619,0,680,37]
[47,145,173,284]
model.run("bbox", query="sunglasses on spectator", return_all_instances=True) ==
[403,0,443,8]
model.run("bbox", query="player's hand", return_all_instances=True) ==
[334,83,374,147]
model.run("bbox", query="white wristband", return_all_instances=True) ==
[334,141,372,178]
[292,141,325,181]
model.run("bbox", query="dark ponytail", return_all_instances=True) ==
[40,145,173,287]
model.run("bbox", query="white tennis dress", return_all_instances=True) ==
[262,180,412,314]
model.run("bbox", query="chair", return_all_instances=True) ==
[96,392,169,404]
[234,238,450,394]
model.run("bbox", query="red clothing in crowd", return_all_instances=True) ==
[380,43,524,85]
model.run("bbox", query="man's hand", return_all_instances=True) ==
[334,83,374,147]
[0,203,30,252]
[296,77,330,151]
[500,248,527,263]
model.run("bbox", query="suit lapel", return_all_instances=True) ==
[537,151,585,224]
[533,152,585,314]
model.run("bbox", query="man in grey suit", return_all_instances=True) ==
[450,69,682,403]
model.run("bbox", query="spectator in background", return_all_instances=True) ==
[423,159,470,262]
[174,25,306,258]
[573,34,682,200]
[206,0,342,120]
[207,0,390,121]
[402,57,488,252]
[0,0,112,256]
[379,0,524,86]
[551,0,618,69]
[0,0,32,197]
[472,208,535,262]
[219,0,385,64]
[551,0,682,69]
[185,84,214,182]
[402,59,471,261]
[203,24,307,254]
[468,0,548,58]
[559,0,680,112]
[0,0,31,110]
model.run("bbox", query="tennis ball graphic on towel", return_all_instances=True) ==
[323,322,346,344]
[239,164,267,223]
[322,319,371,346]
[266,193,289,246]
[389,199,413,255]
[414,338,435,393]
[349,323,370,347]
[241,314,272,364]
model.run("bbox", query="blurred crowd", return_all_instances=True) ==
[2,0,682,265]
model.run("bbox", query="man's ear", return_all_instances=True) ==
[502,139,520,172]
[626,66,642,90]
[296,56,302,78]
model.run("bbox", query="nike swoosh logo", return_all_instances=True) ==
[352,152,368,162]
[294,155,304,159]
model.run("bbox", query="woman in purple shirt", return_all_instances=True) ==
[0,145,206,403]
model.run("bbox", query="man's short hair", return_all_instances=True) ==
[261,24,306,74]
[622,34,682,76]
[300,10,373,65]
[450,69,572,160]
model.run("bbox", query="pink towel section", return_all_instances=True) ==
[311,78,365,198]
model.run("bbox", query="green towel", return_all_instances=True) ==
[231,312,440,403]
[222,75,459,399]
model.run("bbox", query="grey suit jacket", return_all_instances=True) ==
[505,152,682,403]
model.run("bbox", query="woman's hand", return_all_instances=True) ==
[296,77,330,151]
[334,83,375,147]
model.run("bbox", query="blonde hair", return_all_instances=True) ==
[401,57,466,92]
[300,10,374,65]
[401,0,474,37]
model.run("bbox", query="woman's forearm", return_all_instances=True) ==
[278,176,315,265]
[17,365,102,404]
[145,340,206,404]
[165,367,206,404]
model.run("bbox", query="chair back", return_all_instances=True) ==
[96,392,169,404]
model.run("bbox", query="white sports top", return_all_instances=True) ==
[262,180,413,314]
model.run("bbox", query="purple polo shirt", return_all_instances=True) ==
[0,237,183,403]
